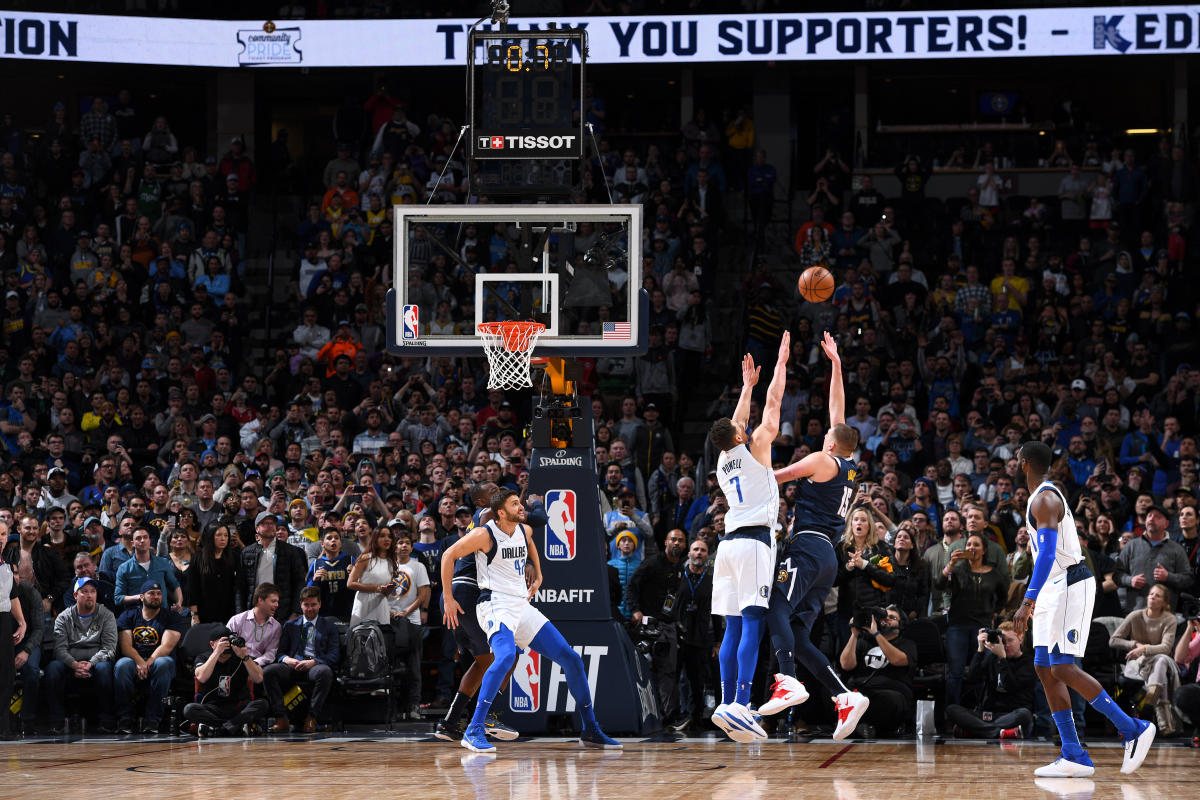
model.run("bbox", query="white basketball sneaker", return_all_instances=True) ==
[832,692,870,740]
[758,674,810,716]
[1120,720,1156,774]
[1034,758,1096,778]
[713,702,766,742]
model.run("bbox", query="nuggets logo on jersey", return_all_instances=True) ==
[544,489,577,561]
[390,571,412,598]
[510,651,541,712]
[402,304,419,339]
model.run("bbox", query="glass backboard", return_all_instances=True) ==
[387,204,646,357]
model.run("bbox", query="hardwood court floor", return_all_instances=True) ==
[3,733,1196,800]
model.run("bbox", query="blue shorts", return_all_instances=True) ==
[451,584,490,657]
[770,531,837,629]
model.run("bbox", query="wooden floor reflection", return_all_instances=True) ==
[3,735,1196,800]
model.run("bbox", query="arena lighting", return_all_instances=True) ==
[1124,128,1163,135]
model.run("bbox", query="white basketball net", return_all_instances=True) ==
[478,321,546,390]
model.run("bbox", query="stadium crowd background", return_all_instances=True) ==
[0,0,1199,744]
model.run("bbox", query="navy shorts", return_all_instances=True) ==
[770,531,838,629]
[452,584,490,658]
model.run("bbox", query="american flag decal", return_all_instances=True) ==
[602,322,631,340]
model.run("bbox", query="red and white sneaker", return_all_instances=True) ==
[759,673,810,716]
[832,692,870,740]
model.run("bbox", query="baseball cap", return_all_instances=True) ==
[83,516,102,528]
[48,466,66,478]
[4,290,17,300]
[255,510,278,526]
[73,577,99,593]
[455,505,472,516]
[644,402,659,412]
[1070,379,1088,391]
[198,413,217,424]
[139,579,162,594]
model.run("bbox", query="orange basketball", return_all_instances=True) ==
[798,266,835,303]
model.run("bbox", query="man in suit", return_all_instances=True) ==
[263,586,340,733]
[237,511,308,622]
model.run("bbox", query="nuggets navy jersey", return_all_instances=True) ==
[791,455,858,539]
[475,520,529,600]
[1025,481,1084,578]
[453,552,478,588]
[718,443,780,534]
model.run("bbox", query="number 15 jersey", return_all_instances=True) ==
[791,454,857,540]
[717,443,780,535]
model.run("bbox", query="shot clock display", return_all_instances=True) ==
[469,29,585,171]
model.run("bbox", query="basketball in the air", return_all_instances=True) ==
[798,266,835,303]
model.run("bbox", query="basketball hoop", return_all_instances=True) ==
[478,321,546,390]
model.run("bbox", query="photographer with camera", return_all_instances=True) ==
[935,531,1011,708]
[627,528,688,726]
[944,622,1035,738]
[184,627,269,737]
[838,605,918,737]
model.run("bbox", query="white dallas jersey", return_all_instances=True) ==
[717,443,780,534]
[475,520,530,600]
[1025,481,1084,578]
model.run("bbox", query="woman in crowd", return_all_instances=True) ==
[348,526,397,627]
[187,520,239,625]
[1110,584,1180,735]
[835,504,896,650]
[935,531,1010,708]
[165,527,193,588]
[888,524,930,620]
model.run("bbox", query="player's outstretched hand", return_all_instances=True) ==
[741,353,760,388]
[443,594,462,630]
[820,331,840,364]
[777,330,791,364]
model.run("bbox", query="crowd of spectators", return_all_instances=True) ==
[3,71,1200,745]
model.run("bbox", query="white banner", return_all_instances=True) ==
[0,7,1197,67]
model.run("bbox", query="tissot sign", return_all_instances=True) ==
[1,8,1198,66]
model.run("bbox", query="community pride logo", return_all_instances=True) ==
[237,21,302,65]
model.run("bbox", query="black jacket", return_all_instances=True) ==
[964,647,1037,714]
[2,542,71,612]
[675,564,714,647]
[236,540,308,621]
[627,553,685,621]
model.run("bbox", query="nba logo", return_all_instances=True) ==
[544,489,576,561]
[402,304,419,339]
[510,651,540,712]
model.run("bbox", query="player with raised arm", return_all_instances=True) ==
[440,489,620,753]
[708,332,789,742]
[1013,442,1155,778]
[760,332,870,740]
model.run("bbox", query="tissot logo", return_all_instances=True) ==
[477,134,577,151]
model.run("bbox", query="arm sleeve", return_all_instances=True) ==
[1024,527,1058,600]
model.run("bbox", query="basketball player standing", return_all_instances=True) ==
[758,332,870,739]
[441,490,620,753]
[707,332,790,742]
[1013,442,1155,777]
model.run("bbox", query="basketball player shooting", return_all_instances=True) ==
[441,489,620,753]
[707,331,789,742]
[1013,442,1155,777]
[760,331,869,740]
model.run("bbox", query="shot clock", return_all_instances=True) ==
[468,28,585,193]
